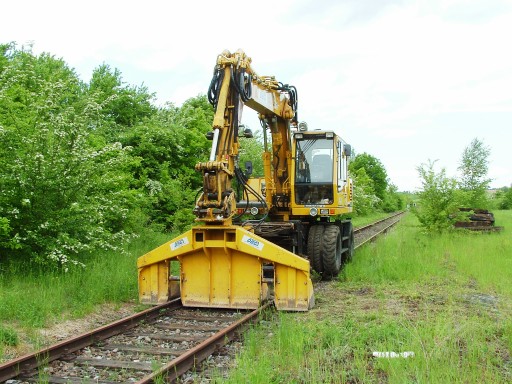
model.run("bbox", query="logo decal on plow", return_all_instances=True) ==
[170,237,189,251]
[242,235,264,251]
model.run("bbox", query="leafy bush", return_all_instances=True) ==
[0,44,148,268]
[349,153,388,201]
[413,160,458,232]
[351,168,380,216]
[381,183,404,213]
[498,188,512,210]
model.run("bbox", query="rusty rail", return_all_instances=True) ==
[354,211,405,249]
[139,302,271,383]
[0,299,270,383]
[0,299,181,382]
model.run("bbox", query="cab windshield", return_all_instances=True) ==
[294,137,334,205]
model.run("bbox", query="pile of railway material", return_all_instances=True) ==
[454,208,503,232]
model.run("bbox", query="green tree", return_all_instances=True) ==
[0,44,143,267]
[238,130,264,177]
[166,96,214,185]
[351,168,380,216]
[457,138,492,208]
[120,96,213,231]
[498,187,512,210]
[88,64,155,137]
[381,183,404,213]
[349,153,388,201]
[414,160,458,232]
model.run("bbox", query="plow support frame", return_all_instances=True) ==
[138,226,314,311]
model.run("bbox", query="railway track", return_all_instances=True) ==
[354,211,405,249]
[1,212,405,384]
[1,300,269,383]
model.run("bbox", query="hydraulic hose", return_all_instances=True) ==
[207,68,224,108]
[277,83,298,122]
[231,67,252,103]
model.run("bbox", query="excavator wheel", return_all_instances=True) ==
[322,225,342,279]
[307,224,325,273]
[342,221,354,263]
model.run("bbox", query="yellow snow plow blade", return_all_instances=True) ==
[137,225,314,311]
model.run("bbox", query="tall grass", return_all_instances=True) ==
[217,211,512,383]
[0,229,171,328]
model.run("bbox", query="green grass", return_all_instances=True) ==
[2,210,511,381]
[0,228,172,329]
[217,211,512,383]
[0,326,18,347]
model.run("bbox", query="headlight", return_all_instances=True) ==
[309,207,318,216]
[250,207,259,216]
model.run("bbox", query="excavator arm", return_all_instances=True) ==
[194,50,297,223]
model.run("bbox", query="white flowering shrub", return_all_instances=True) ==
[0,44,146,268]
[351,168,381,216]
[0,44,213,268]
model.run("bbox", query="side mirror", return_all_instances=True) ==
[344,144,352,157]
[243,128,254,138]
[238,124,254,138]
[245,161,253,177]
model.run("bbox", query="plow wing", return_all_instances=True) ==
[137,225,314,311]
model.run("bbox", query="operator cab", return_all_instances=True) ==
[294,132,335,205]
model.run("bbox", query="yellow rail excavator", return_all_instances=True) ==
[137,50,353,311]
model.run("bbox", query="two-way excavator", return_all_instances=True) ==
[137,50,353,311]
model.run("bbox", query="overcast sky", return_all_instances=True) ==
[3,0,511,191]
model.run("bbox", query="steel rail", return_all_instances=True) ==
[0,299,182,383]
[354,212,405,250]
[138,302,272,383]
[354,211,404,234]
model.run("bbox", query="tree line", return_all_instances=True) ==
[0,43,403,269]
[0,43,213,268]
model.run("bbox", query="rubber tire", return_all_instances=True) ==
[344,223,354,263]
[322,225,342,278]
[307,224,325,273]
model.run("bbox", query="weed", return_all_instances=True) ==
[216,211,512,383]
[0,326,19,346]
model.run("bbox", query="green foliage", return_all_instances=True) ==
[0,217,18,250]
[350,153,388,201]
[0,43,218,266]
[120,96,212,231]
[497,187,512,210]
[238,131,264,177]
[414,160,458,232]
[351,168,380,216]
[457,138,492,209]
[0,44,149,267]
[88,64,155,131]
[381,183,404,213]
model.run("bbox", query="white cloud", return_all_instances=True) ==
[2,0,512,191]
